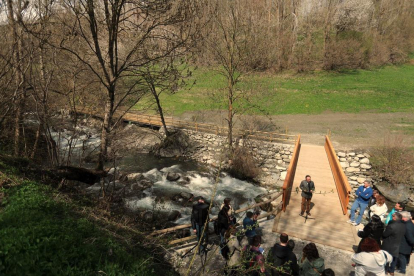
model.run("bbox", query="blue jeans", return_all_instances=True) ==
[195,224,207,253]
[398,253,409,273]
[350,200,368,224]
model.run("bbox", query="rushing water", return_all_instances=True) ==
[51,125,270,225]
[124,165,268,224]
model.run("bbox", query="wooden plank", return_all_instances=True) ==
[274,144,357,252]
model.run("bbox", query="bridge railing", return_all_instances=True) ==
[324,135,351,215]
[281,135,301,211]
[77,107,298,143]
[149,191,283,245]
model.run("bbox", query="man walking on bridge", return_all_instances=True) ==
[300,175,315,216]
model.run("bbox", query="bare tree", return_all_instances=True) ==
[207,0,251,153]
[54,0,200,170]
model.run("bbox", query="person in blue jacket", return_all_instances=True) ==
[348,181,373,226]
[243,211,259,245]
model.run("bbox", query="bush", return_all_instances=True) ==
[228,146,261,181]
[370,135,414,187]
[0,182,177,276]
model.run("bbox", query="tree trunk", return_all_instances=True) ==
[98,90,114,170]
[227,80,233,153]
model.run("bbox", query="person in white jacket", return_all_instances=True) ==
[369,195,388,222]
[351,237,392,276]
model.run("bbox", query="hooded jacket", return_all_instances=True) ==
[299,257,324,276]
[351,250,392,276]
[267,244,299,276]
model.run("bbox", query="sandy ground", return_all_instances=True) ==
[171,217,413,276]
[178,111,414,150]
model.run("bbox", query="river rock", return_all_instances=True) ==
[125,172,143,181]
[141,210,154,221]
[338,152,346,157]
[349,180,359,186]
[364,153,371,158]
[276,166,286,171]
[339,158,347,162]
[360,158,370,164]
[357,154,365,158]
[167,210,181,221]
[166,172,181,181]
[340,162,349,168]
[350,162,360,167]
[179,192,193,200]
[376,181,411,204]
[348,152,356,157]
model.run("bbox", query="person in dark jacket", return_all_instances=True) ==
[218,205,231,244]
[398,211,414,274]
[267,233,299,276]
[191,196,209,253]
[382,212,406,275]
[348,181,373,226]
[357,214,384,252]
[299,175,315,216]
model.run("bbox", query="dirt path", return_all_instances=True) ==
[178,111,414,150]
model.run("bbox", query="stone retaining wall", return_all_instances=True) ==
[183,130,294,188]
[336,150,373,199]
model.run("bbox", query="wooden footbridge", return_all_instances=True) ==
[148,133,356,252]
[273,136,357,251]
[79,107,355,251]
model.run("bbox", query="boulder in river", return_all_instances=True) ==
[376,181,412,205]
[166,172,181,181]
[167,210,181,221]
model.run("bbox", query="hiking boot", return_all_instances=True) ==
[352,222,359,226]
[347,220,354,224]
[300,211,304,216]
[307,212,311,216]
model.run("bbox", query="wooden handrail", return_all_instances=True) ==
[324,135,351,215]
[75,107,298,143]
[168,201,283,245]
[149,191,283,236]
[281,135,301,211]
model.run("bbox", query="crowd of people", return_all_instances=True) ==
[190,179,414,276]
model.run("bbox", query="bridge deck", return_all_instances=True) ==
[273,144,358,251]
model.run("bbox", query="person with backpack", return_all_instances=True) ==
[299,243,325,276]
[267,233,299,276]
[241,235,265,275]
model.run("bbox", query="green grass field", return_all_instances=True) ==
[143,61,414,115]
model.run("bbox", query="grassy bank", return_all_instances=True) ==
[142,60,414,115]
[0,160,177,276]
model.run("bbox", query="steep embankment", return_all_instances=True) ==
[0,156,177,276]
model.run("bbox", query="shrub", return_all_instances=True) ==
[228,145,261,181]
[370,135,414,187]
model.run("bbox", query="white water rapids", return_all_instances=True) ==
[125,165,268,224]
